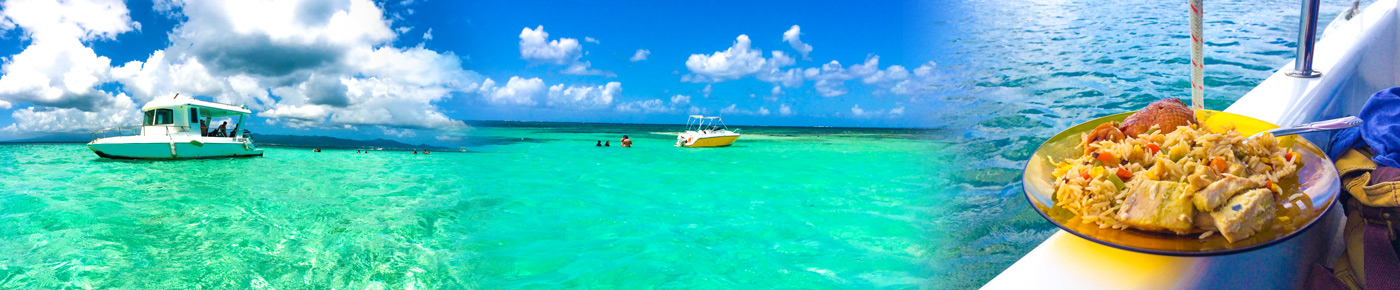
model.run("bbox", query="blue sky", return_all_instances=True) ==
[0,0,938,143]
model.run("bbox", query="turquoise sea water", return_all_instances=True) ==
[0,124,974,289]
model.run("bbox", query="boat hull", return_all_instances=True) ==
[88,136,263,159]
[680,135,739,147]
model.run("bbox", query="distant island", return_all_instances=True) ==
[1,133,452,151]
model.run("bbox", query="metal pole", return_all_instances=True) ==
[1288,0,1323,78]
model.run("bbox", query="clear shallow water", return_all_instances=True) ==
[0,124,955,289]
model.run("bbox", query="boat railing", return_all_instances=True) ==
[90,125,144,140]
[90,125,253,141]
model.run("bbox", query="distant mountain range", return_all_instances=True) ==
[1,133,450,151]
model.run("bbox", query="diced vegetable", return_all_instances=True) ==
[1090,166,1105,178]
[1116,167,1132,180]
[1286,152,1301,164]
[1106,171,1127,189]
[1211,156,1228,173]
[1080,170,1091,180]
[1147,143,1162,155]
[1169,145,1188,162]
[1267,181,1281,193]
[1096,151,1119,165]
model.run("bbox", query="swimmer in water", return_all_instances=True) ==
[621,135,632,147]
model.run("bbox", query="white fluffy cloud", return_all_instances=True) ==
[479,77,544,106]
[670,94,690,106]
[779,104,794,116]
[719,104,770,116]
[783,25,813,60]
[630,49,650,62]
[519,25,580,65]
[685,35,770,81]
[519,25,609,76]
[683,29,921,99]
[850,104,903,118]
[0,0,482,133]
[0,0,139,132]
[547,82,619,109]
[615,99,672,113]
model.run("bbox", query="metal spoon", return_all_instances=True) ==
[1248,116,1362,140]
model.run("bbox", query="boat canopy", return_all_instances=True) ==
[141,96,251,118]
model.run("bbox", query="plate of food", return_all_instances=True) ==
[1023,99,1341,256]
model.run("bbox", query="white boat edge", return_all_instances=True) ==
[984,0,1398,288]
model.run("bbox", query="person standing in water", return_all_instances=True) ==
[605,141,610,147]
[596,140,602,147]
[621,135,632,147]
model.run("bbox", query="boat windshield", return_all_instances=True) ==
[144,109,174,125]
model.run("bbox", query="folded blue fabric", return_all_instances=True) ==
[1328,87,1400,167]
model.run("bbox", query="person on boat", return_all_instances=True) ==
[621,135,632,147]
[213,121,228,137]
[596,140,602,147]
[199,120,209,137]
[605,141,610,147]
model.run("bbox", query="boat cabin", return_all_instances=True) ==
[138,96,252,138]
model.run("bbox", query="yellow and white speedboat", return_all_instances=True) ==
[676,115,740,147]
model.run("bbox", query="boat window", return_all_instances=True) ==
[143,110,154,126]
[189,108,200,125]
[153,109,174,125]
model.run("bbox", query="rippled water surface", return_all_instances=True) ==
[0,124,954,289]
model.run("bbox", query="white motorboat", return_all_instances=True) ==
[676,115,740,147]
[88,94,263,159]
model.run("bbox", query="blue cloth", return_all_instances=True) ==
[1328,87,1400,167]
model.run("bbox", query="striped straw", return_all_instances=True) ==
[1189,0,1204,109]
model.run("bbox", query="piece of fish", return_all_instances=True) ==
[1083,122,1126,149]
[1192,175,1262,212]
[1211,188,1277,243]
[1116,180,1196,234]
[1119,98,1197,136]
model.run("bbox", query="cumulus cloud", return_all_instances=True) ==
[519,25,580,65]
[685,35,768,81]
[850,104,903,118]
[423,28,432,40]
[782,25,813,60]
[584,36,598,43]
[701,84,713,97]
[615,99,672,113]
[670,94,690,106]
[519,25,610,76]
[779,104,794,116]
[547,81,619,109]
[719,104,770,116]
[630,49,650,62]
[801,55,918,97]
[0,0,135,112]
[0,0,486,133]
[478,77,544,106]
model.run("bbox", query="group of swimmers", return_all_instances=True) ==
[596,135,633,147]
[311,148,430,154]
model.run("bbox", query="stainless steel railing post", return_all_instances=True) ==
[1288,0,1323,78]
